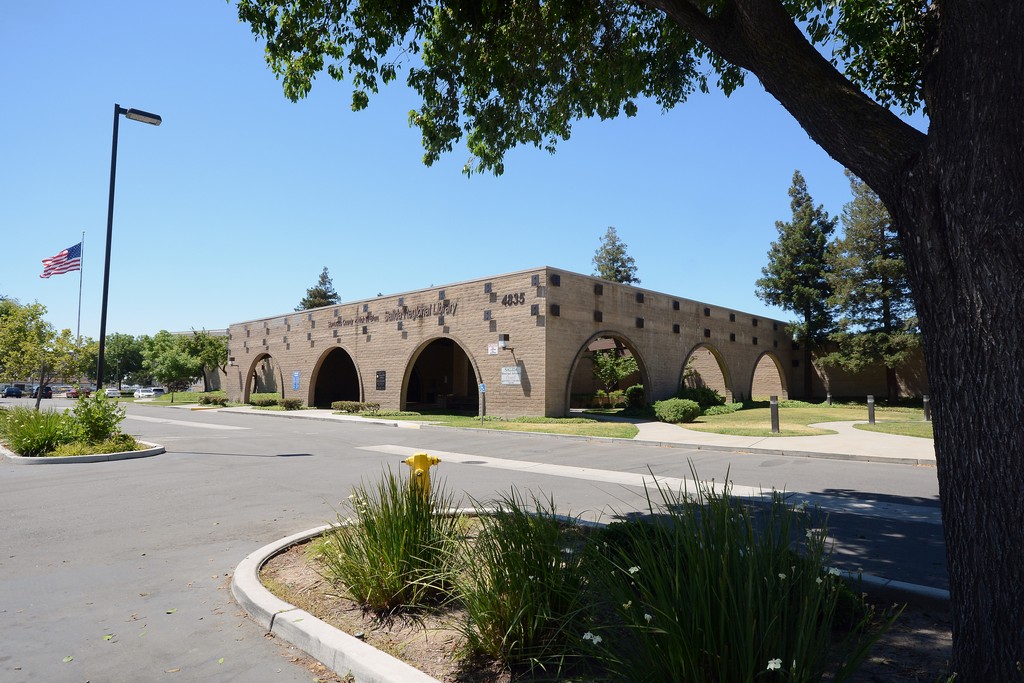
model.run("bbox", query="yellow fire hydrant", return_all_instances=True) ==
[404,452,440,497]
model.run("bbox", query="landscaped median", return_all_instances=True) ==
[234,468,898,683]
[0,393,163,463]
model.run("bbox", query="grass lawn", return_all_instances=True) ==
[682,402,928,437]
[854,421,934,439]
[382,413,639,438]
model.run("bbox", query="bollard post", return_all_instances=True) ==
[867,395,875,425]
[404,452,441,498]
[770,395,780,434]
[923,395,931,422]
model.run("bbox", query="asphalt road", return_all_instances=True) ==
[0,400,945,682]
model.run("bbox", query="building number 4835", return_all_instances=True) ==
[501,292,526,307]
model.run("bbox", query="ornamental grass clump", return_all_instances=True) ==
[585,471,894,683]
[0,406,76,456]
[455,490,590,673]
[317,468,462,613]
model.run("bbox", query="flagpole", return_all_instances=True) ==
[76,231,84,345]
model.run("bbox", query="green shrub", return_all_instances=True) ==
[584,473,894,683]
[456,490,589,672]
[331,400,381,413]
[280,398,304,410]
[249,392,279,407]
[625,384,645,409]
[653,397,702,423]
[198,393,228,406]
[49,433,141,457]
[0,407,77,456]
[71,393,126,443]
[360,410,421,417]
[703,402,744,416]
[677,385,726,409]
[317,469,462,612]
[608,390,626,408]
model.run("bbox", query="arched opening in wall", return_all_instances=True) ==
[310,347,360,407]
[567,333,647,409]
[750,352,788,401]
[681,344,733,402]
[403,338,479,415]
[244,353,282,402]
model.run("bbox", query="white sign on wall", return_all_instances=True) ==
[487,343,499,355]
[501,365,522,385]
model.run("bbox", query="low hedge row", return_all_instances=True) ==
[332,401,381,413]
[249,392,280,407]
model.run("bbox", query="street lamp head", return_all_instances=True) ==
[124,108,162,126]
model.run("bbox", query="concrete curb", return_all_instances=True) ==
[1,440,164,464]
[234,523,948,683]
[231,527,443,683]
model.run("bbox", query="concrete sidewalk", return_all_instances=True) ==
[205,405,935,466]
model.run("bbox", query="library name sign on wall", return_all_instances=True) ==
[328,300,459,329]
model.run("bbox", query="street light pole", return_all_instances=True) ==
[96,104,161,389]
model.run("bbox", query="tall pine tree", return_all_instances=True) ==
[592,227,640,284]
[755,171,836,397]
[822,171,918,402]
[296,267,340,311]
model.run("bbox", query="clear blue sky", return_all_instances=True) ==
[2,0,925,339]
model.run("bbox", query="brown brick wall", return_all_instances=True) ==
[225,267,798,416]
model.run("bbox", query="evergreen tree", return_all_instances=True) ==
[592,227,640,284]
[755,171,836,397]
[296,267,340,311]
[821,171,919,401]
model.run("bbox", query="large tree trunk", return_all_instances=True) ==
[886,4,1024,678]
[659,0,1024,677]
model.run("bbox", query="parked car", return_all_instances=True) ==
[104,387,121,398]
[65,387,90,398]
[30,386,53,399]
[134,387,164,398]
[2,386,23,398]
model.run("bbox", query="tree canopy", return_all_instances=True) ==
[237,1,1024,678]
[296,266,340,310]
[820,171,919,400]
[755,171,835,395]
[592,226,640,284]
[0,300,82,405]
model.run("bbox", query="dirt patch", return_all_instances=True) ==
[260,542,952,683]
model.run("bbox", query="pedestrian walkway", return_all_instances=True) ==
[632,419,935,465]
[207,405,935,466]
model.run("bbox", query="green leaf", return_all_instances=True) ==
[62,656,73,663]
[166,608,177,614]
[103,634,114,641]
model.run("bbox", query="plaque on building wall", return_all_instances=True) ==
[292,371,300,391]
[501,366,522,385]
[376,371,386,391]
[487,343,499,355]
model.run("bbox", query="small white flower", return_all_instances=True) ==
[628,566,640,575]
[644,613,653,623]
[828,567,842,576]
[591,634,603,645]
[778,573,787,580]
[816,577,823,585]
[767,658,782,671]
[622,600,632,610]
[582,632,594,641]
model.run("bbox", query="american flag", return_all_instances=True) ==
[40,242,82,278]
